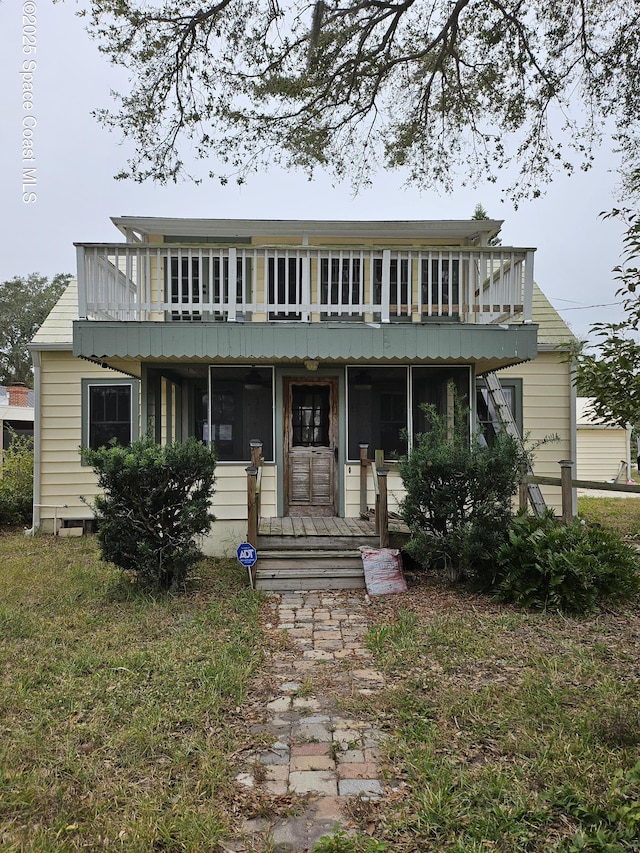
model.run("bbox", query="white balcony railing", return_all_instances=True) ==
[75,243,534,324]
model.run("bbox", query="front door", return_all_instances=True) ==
[284,377,338,516]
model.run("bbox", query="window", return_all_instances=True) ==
[292,385,330,446]
[82,379,138,451]
[372,258,409,310]
[268,256,302,319]
[168,254,249,321]
[320,257,362,315]
[420,258,460,313]
[475,377,523,445]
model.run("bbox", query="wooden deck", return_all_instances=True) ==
[258,516,378,537]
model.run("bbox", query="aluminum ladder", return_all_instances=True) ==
[483,371,547,516]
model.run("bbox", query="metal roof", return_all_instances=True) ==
[111,216,505,244]
[73,320,537,373]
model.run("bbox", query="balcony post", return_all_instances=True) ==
[227,248,237,321]
[76,246,87,320]
[523,250,535,323]
[381,249,391,322]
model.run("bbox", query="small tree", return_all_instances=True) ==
[399,400,526,582]
[82,436,217,591]
[0,433,34,526]
[570,209,640,432]
[0,273,71,387]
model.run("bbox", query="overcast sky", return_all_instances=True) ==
[0,0,630,341]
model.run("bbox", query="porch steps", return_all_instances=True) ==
[254,542,370,591]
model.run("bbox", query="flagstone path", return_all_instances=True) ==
[232,590,389,852]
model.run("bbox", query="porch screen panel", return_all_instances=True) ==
[412,366,471,437]
[347,366,408,461]
[209,367,274,461]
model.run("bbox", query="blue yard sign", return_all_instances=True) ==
[237,542,257,589]
[237,542,257,566]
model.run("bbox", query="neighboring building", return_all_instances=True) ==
[0,384,35,459]
[30,216,574,549]
[576,397,632,482]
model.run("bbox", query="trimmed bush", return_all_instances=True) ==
[81,436,217,591]
[483,510,640,613]
[399,400,526,581]
[0,433,33,526]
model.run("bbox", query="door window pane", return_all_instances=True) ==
[292,386,330,446]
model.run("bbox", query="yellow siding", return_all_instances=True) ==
[344,467,404,518]
[209,464,276,519]
[500,352,572,513]
[38,352,130,527]
[577,429,628,482]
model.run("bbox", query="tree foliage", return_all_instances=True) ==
[570,209,640,431]
[398,398,526,582]
[0,273,71,388]
[82,0,640,197]
[0,433,34,527]
[81,436,217,591]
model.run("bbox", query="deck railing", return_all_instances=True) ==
[75,243,535,324]
[359,444,392,548]
[246,440,263,556]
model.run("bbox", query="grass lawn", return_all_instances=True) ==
[2,498,640,852]
[578,495,640,540]
[360,585,640,851]
[0,531,265,851]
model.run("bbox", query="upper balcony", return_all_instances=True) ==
[75,243,535,326]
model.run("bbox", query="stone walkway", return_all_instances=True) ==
[232,590,388,852]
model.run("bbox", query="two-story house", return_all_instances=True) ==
[29,217,576,586]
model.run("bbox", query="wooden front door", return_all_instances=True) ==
[284,377,338,516]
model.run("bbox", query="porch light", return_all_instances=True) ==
[304,359,319,372]
[243,368,263,390]
[352,370,372,391]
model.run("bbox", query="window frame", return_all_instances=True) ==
[81,377,139,457]
[475,376,523,444]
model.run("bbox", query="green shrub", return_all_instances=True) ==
[399,399,526,581]
[483,510,640,613]
[81,436,217,591]
[0,433,33,526]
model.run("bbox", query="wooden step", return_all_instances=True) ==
[256,575,366,591]
[256,535,378,550]
[254,547,366,592]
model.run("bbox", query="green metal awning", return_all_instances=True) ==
[73,320,537,372]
